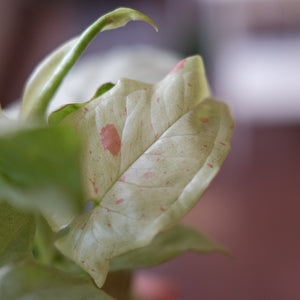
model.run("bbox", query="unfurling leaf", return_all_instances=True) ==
[110,224,230,271]
[0,261,113,300]
[20,8,157,120]
[0,202,35,266]
[55,56,233,287]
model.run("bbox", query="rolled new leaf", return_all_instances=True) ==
[20,8,157,120]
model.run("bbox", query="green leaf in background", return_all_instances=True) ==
[109,224,230,271]
[0,261,113,300]
[48,82,115,126]
[0,202,35,266]
[55,56,233,287]
[0,126,83,231]
[20,8,157,120]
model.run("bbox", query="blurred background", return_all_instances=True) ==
[1,0,300,299]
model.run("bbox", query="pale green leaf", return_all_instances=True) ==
[20,8,157,120]
[55,56,233,287]
[0,126,83,231]
[0,261,113,300]
[0,202,35,266]
[109,224,229,271]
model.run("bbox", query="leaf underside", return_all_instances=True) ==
[54,56,233,287]
[109,224,230,271]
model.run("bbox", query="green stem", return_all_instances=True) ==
[33,215,56,264]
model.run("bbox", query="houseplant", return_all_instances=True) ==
[0,7,233,299]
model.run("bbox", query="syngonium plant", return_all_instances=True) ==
[0,7,234,300]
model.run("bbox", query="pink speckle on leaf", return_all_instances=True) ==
[160,207,166,212]
[100,124,121,156]
[169,58,187,74]
[155,134,158,139]
[220,142,226,146]
[188,83,192,87]
[84,107,89,112]
[88,178,98,194]
[230,123,235,130]
[89,150,92,154]
[207,163,213,168]
[143,172,155,179]
[157,97,160,103]
[80,222,87,230]
[200,118,209,123]
[119,176,126,182]
[116,198,124,205]
[156,158,160,162]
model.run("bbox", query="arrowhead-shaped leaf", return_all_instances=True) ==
[0,126,83,231]
[109,224,230,271]
[20,8,157,120]
[0,202,35,266]
[55,56,233,287]
[0,261,113,300]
